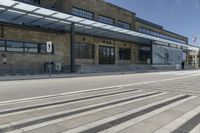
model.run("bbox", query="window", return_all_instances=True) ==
[24,42,38,53]
[138,27,187,44]
[98,15,114,25]
[119,48,131,60]
[0,39,54,54]
[7,41,24,52]
[72,7,93,19]
[117,21,130,29]
[38,43,54,54]
[138,28,143,32]
[0,40,5,51]
[21,0,40,4]
[75,43,94,59]
[39,44,47,53]
[139,47,151,61]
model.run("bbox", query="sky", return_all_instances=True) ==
[106,0,200,45]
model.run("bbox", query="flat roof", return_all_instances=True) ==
[135,17,163,29]
[0,0,197,49]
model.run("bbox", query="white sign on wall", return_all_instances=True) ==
[46,41,53,53]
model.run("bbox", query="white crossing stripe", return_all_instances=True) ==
[99,96,196,133]
[61,95,194,133]
[154,104,200,133]
[158,70,200,76]
[190,73,200,76]
[2,92,165,132]
[0,90,143,118]
[190,123,200,133]
[174,71,199,76]
[158,71,180,75]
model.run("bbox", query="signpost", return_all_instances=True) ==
[46,41,52,76]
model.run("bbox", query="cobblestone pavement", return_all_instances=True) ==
[0,70,200,133]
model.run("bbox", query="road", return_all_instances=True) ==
[0,70,200,132]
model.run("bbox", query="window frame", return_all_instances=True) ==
[72,7,94,20]
[0,40,6,52]
[6,41,24,52]
[139,47,151,61]
[117,21,130,29]
[24,42,39,53]
[119,48,131,60]
[138,27,187,44]
[75,43,94,59]
[98,15,114,25]
[0,39,54,54]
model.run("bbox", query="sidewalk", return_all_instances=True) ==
[0,70,164,81]
[0,68,198,81]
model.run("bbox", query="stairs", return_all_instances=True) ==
[77,64,194,74]
[77,64,155,73]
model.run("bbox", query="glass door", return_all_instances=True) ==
[99,46,115,64]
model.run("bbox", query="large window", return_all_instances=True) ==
[7,41,24,52]
[75,43,94,59]
[119,48,131,60]
[72,7,93,19]
[0,39,54,54]
[117,21,130,29]
[138,27,187,44]
[98,15,114,25]
[0,40,5,51]
[39,44,47,53]
[139,47,151,61]
[24,42,38,53]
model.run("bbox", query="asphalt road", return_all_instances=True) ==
[0,70,200,133]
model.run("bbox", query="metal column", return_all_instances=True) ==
[150,40,153,64]
[70,22,75,73]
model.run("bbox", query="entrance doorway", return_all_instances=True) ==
[99,46,115,64]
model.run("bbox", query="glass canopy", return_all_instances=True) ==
[0,0,198,49]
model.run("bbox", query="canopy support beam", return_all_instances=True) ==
[70,22,75,73]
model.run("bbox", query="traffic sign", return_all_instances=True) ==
[46,41,53,53]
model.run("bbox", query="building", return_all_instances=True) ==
[0,0,198,74]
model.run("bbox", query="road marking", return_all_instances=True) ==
[158,71,180,75]
[158,70,200,76]
[190,73,200,76]
[0,89,142,117]
[1,92,166,133]
[99,96,196,133]
[190,123,200,133]
[61,95,193,133]
[154,104,200,133]
[0,74,197,106]
[174,71,198,76]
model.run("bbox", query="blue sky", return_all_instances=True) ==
[106,0,200,45]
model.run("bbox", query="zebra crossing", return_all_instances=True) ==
[158,70,200,76]
[0,85,200,133]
